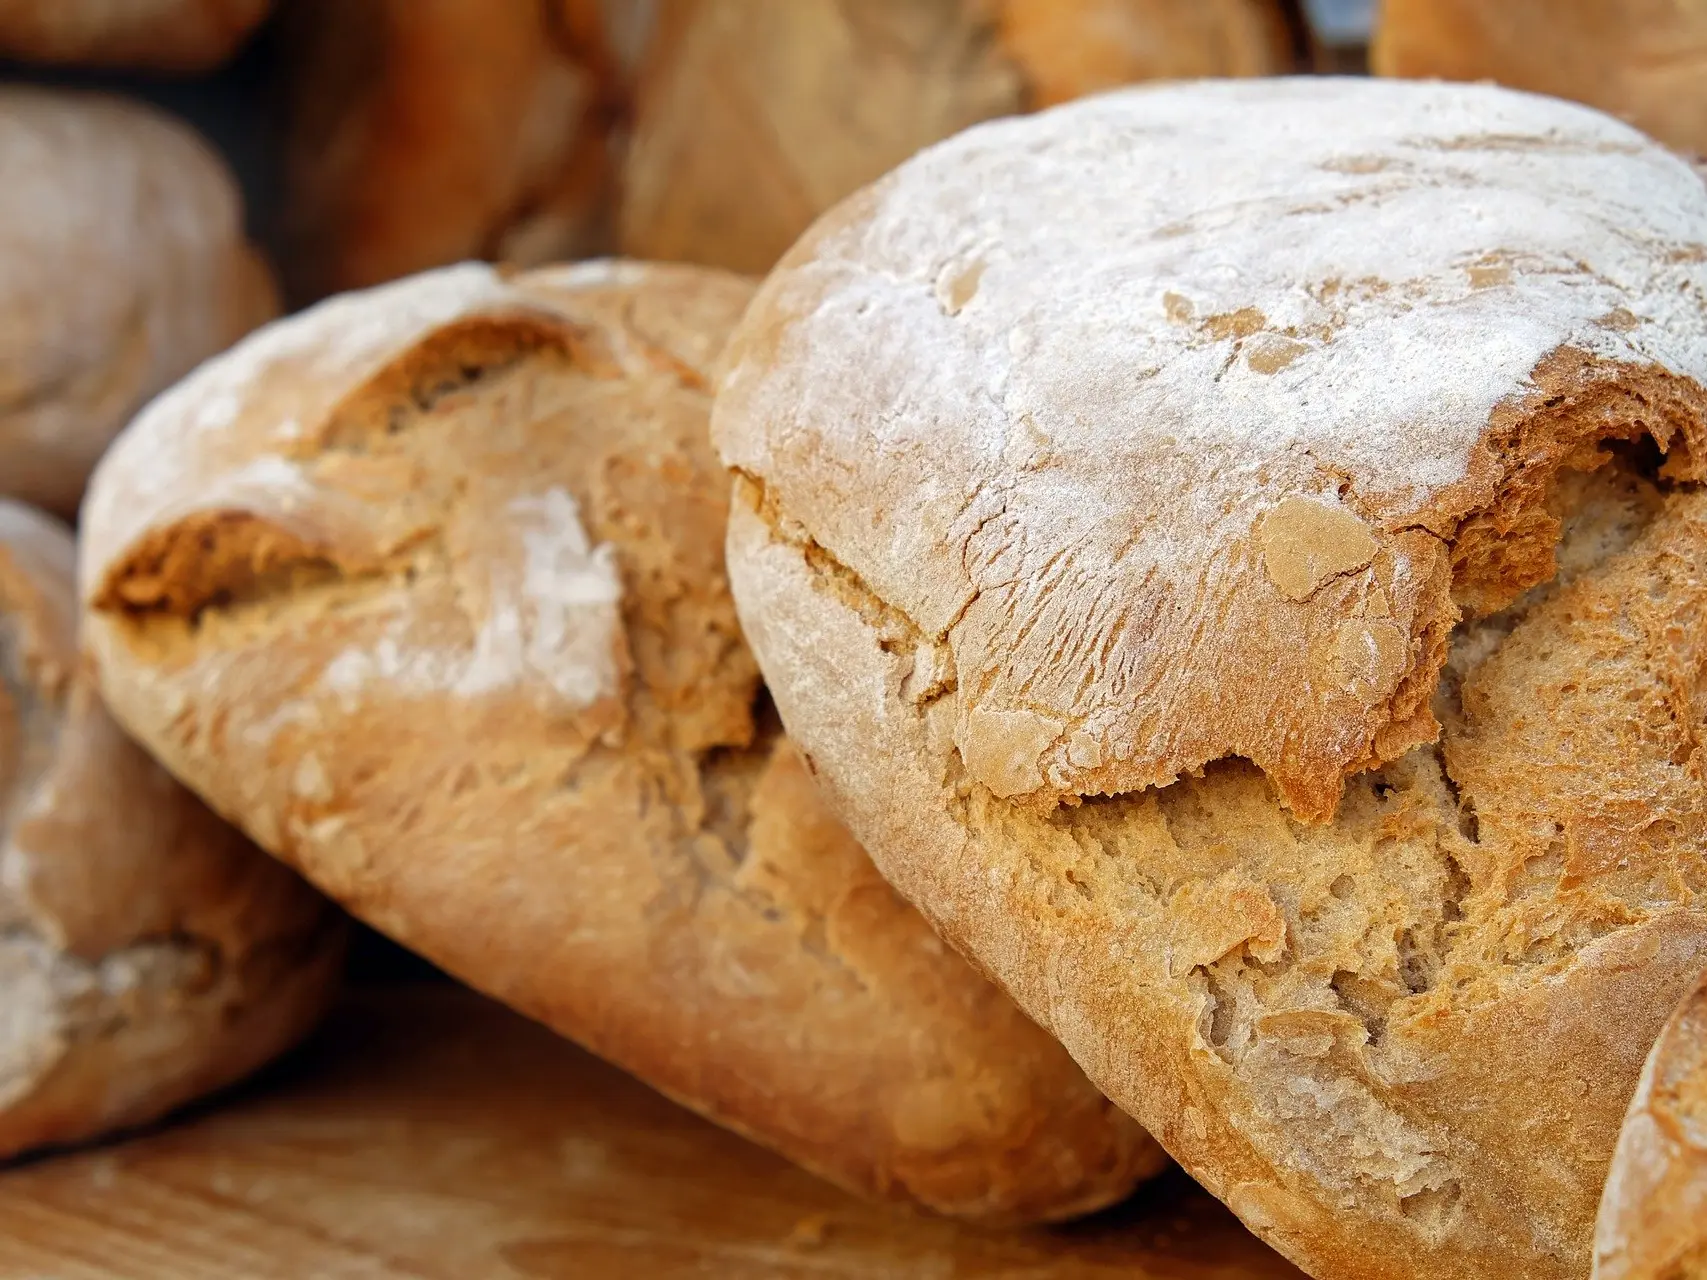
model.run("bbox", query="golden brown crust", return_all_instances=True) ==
[78,260,1163,1221]
[618,0,1292,275]
[717,80,1707,1279]
[1594,969,1707,1280]
[715,79,1707,823]
[1372,0,1707,160]
[280,0,624,304]
[0,0,269,70]
[0,500,341,1160]
[0,89,277,517]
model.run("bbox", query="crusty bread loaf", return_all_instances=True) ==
[0,0,269,70]
[1372,0,1707,160]
[620,0,1295,275]
[280,0,628,303]
[714,79,1707,1278]
[0,89,276,517]
[0,500,341,1159]
[77,260,1164,1220]
[1594,969,1707,1280]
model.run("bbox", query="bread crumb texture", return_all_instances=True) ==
[0,500,339,1159]
[78,260,1163,1223]
[716,79,1707,1278]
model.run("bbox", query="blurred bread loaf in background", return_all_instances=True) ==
[75,258,1164,1220]
[1372,0,1707,159]
[621,0,1299,273]
[0,88,275,516]
[279,0,634,304]
[281,0,1299,297]
[0,0,270,71]
[0,499,342,1160]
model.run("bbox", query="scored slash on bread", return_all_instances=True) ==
[0,500,341,1159]
[76,259,1165,1221]
[713,78,1707,1279]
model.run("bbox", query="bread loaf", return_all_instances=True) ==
[77,259,1164,1220]
[714,79,1707,1278]
[1594,969,1707,1280]
[620,0,1296,275]
[0,89,276,516]
[1371,0,1707,160]
[280,0,627,303]
[0,0,269,70]
[0,500,341,1159]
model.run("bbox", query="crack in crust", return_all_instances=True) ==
[735,445,1707,1279]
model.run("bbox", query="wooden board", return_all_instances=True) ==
[0,987,1304,1279]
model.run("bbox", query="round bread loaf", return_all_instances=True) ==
[1594,969,1707,1280]
[1372,0,1707,162]
[0,500,341,1159]
[0,0,269,70]
[0,89,277,517]
[280,0,630,303]
[77,260,1164,1221]
[713,79,1707,1278]
[620,0,1295,275]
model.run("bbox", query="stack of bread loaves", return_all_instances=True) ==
[5,3,1707,1276]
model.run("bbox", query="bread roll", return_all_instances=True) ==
[0,0,269,70]
[0,90,277,517]
[77,260,1164,1220]
[713,79,1707,1278]
[281,0,627,303]
[0,500,340,1159]
[620,0,1296,275]
[1594,970,1707,1280]
[1371,0,1707,160]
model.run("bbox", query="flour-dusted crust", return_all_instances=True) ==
[718,77,1707,822]
[1373,0,1707,161]
[80,260,1163,1220]
[1594,970,1707,1280]
[280,0,626,303]
[0,89,276,516]
[0,0,269,70]
[619,0,1293,275]
[718,79,1707,1278]
[0,500,340,1159]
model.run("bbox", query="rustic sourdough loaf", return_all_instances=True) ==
[1372,0,1707,161]
[0,500,340,1159]
[0,89,276,516]
[280,0,637,303]
[0,0,269,70]
[621,0,1296,275]
[1594,969,1707,1280]
[714,78,1707,1278]
[77,260,1163,1220]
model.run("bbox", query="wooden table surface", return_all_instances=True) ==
[0,986,1303,1279]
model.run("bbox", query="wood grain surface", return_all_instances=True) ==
[0,987,1302,1279]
